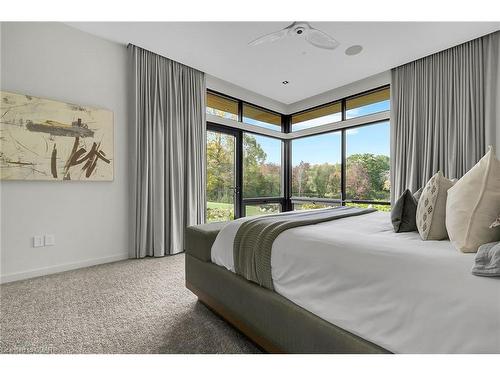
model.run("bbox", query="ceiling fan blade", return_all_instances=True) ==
[248,28,289,46]
[305,28,340,50]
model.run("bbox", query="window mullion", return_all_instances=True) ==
[341,99,347,206]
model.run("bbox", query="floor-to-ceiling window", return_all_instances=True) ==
[205,86,390,222]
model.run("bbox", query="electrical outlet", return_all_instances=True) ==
[33,235,44,248]
[44,234,55,246]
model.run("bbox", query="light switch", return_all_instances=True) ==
[44,234,55,246]
[33,235,44,248]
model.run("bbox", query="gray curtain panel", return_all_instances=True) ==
[390,31,500,203]
[129,45,206,258]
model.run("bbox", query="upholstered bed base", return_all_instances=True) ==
[185,222,390,354]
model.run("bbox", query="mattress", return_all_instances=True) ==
[211,210,500,353]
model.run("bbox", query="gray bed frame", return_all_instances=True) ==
[185,221,391,354]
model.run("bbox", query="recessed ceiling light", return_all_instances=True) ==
[345,45,363,56]
[282,81,289,85]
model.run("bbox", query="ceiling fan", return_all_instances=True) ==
[248,22,340,50]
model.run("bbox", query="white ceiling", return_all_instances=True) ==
[67,22,499,105]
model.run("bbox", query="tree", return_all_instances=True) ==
[243,134,280,198]
[310,163,341,199]
[346,153,390,200]
[292,161,311,197]
[206,132,234,202]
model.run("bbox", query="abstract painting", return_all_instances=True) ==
[0,91,113,181]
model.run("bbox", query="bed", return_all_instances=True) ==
[185,208,500,354]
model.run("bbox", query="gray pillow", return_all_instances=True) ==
[413,187,423,202]
[391,189,418,232]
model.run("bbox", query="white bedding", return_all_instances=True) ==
[211,210,500,353]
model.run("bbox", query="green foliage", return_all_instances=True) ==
[206,132,391,222]
[346,202,391,212]
[206,132,235,204]
[243,134,280,198]
[291,162,341,199]
[206,207,233,222]
[291,153,390,201]
[206,202,234,222]
[346,153,390,201]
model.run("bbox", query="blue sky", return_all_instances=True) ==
[250,134,282,164]
[251,121,390,166]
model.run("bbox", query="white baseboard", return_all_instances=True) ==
[0,253,129,284]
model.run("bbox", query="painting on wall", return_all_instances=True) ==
[0,91,113,181]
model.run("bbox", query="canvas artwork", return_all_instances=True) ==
[0,91,113,181]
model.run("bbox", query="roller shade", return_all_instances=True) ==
[346,87,390,111]
[207,92,238,116]
[292,101,341,125]
[243,104,281,127]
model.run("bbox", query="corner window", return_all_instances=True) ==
[206,86,390,220]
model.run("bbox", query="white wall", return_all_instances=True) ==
[0,22,129,282]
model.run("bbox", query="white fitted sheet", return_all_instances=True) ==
[211,210,500,353]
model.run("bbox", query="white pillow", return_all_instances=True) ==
[416,171,455,240]
[446,147,500,253]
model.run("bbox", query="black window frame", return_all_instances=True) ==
[205,86,390,221]
[206,91,286,220]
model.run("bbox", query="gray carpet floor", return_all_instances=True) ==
[0,254,261,354]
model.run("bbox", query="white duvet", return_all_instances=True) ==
[211,210,500,353]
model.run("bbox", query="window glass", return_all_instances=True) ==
[345,87,390,119]
[243,133,282,198]
[291,101,341,131]
[293,202,339,211]
[346,121,390,201]
[346,202,391,212]
[206,92,238,121]
[291,132,341,199]
[243,104,282,131]
[206,131,236,222]
[245,203,281,217]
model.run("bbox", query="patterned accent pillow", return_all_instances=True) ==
[413,187,423,202]
[491,216,500,229]
[446,148,500,252]
[416,171,455,240]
